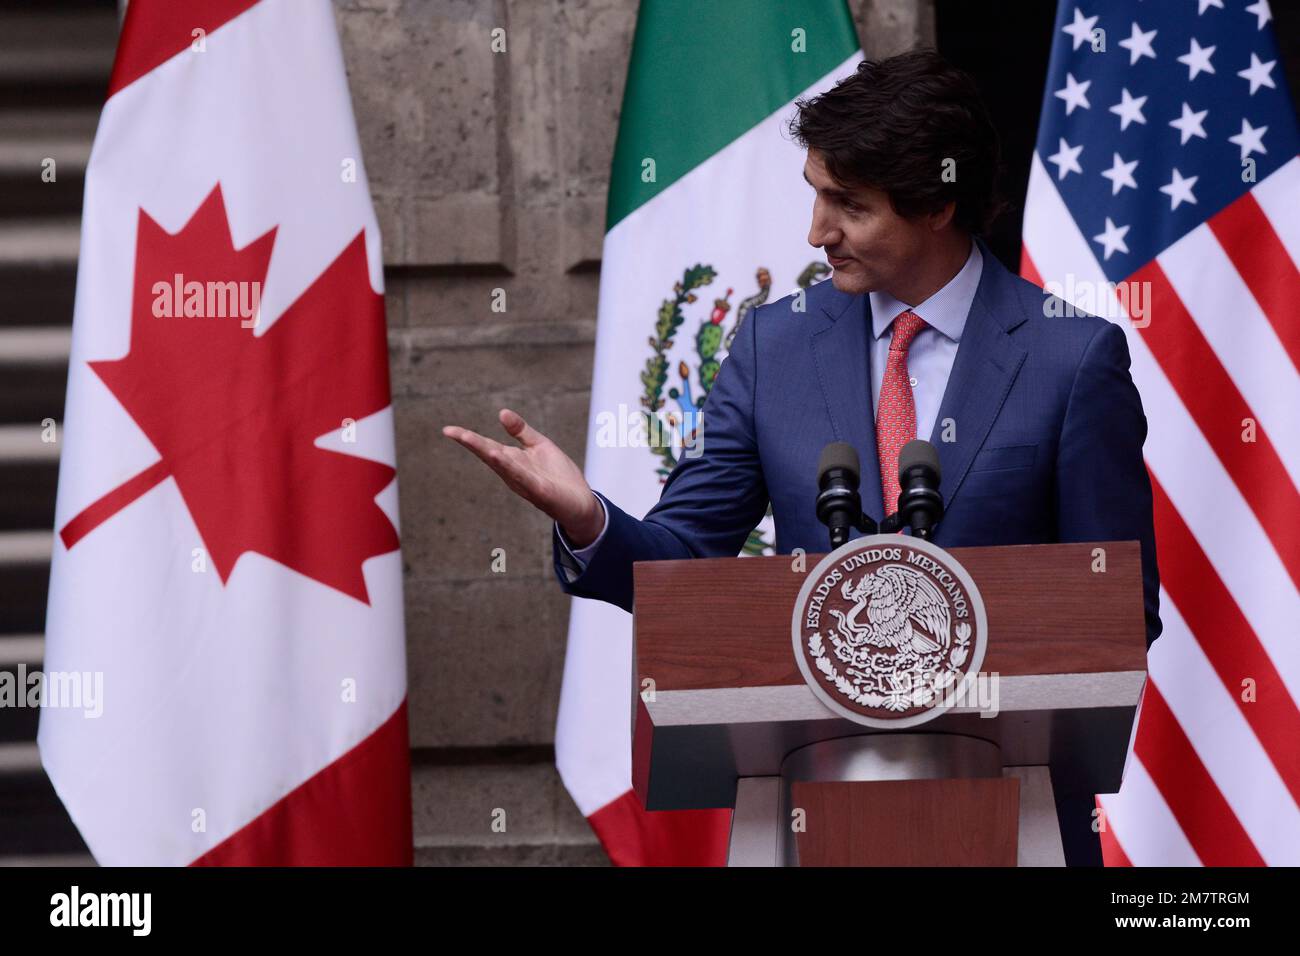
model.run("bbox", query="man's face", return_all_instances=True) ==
[803,148,931,297]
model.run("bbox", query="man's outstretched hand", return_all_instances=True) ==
[442,408,605,549]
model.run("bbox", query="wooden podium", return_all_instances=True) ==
[630,540,1148,866]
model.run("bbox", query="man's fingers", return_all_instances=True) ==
[499,408,546,449]
[442,425,510,468]
[443,424,540,495]
[444,422,570,519]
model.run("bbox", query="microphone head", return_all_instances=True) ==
[898,439,941,483]
[818,441,861,487]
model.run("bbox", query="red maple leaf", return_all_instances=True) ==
[61,185,399,604]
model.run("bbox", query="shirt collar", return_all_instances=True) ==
[869,238,983,343]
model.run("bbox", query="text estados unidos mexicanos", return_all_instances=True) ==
[804,547,969,630]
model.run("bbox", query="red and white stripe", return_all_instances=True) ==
[1022,152,1300,866]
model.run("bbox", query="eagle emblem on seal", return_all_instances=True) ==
[831,565,951,657]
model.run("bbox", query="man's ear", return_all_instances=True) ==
[928,201,957,232]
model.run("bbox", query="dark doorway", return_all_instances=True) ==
[935,0,1058,274]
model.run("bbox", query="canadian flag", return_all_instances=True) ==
[37,0,412,864]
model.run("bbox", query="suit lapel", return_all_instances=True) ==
[810,287,885,524]
[809,238,1030,528]
[927,239,1029,511]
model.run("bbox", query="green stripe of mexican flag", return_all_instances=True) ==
[608,0,861,230]
[555,1,863,866]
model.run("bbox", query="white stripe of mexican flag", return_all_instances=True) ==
[556,0,861,865]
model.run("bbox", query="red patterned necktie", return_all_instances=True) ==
[876,309,928,518]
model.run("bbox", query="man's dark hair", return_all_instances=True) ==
[789,48,1005,235]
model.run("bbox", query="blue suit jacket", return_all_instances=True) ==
[554,237,1162,648]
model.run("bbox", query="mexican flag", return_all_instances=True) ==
[556,0,861,865]
[38,0,411,864]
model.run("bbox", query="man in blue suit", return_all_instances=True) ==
[444,50,1160,866]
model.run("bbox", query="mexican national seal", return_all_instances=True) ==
[791,535,988,728]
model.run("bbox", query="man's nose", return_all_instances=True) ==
[807,202,840,249]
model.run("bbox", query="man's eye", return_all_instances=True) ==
[841,200,861,213]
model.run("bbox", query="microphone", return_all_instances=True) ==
[816,442,876,548]
[888,439,944,539]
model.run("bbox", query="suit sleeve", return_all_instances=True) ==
[550,305,770,611]
[1055,319,1162,649]
[554,494,610,584]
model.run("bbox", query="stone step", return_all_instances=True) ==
[0,637,46,744]
[0,425,61,532]
[0,746,89,858]
[0,741,39,773]
[0,262,77,328]
[0,682,39,743]
[0,135,92,175]
[0,423,62,463]
[0,218,80,268]
[0,328,70,425]
[0,326,71,364]
[0,531,51,634]
[0,108,99,142]
[0,529,53,564]
[0,8,117,110]
[0,633,42,666]
[0,123,91,217]
[0,220,80,328]
[0,853,96,867]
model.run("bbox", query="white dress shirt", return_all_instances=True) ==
[868,238,982,445]
[557,239,984,578]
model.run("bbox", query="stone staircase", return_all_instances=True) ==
[0,0,119,865]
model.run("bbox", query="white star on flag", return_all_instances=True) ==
[1092,216,1130,260]
[1110,87,1148,130]
[1237,52,1277,95]
[1227,117,1269,160]
[1048,137,1084,180]
[1197,0,1224,13]
[1118,22,1157,65]
[1101,152,1139,194]
[1177,38,1216,80]
[1055,72,1092,114]
[1062,7,1100,50]
[1244,0,1272,31]
[1169,101,1209,144]
[1158,168,1199,209]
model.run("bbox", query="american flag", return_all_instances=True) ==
[1021,0,1299,865]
